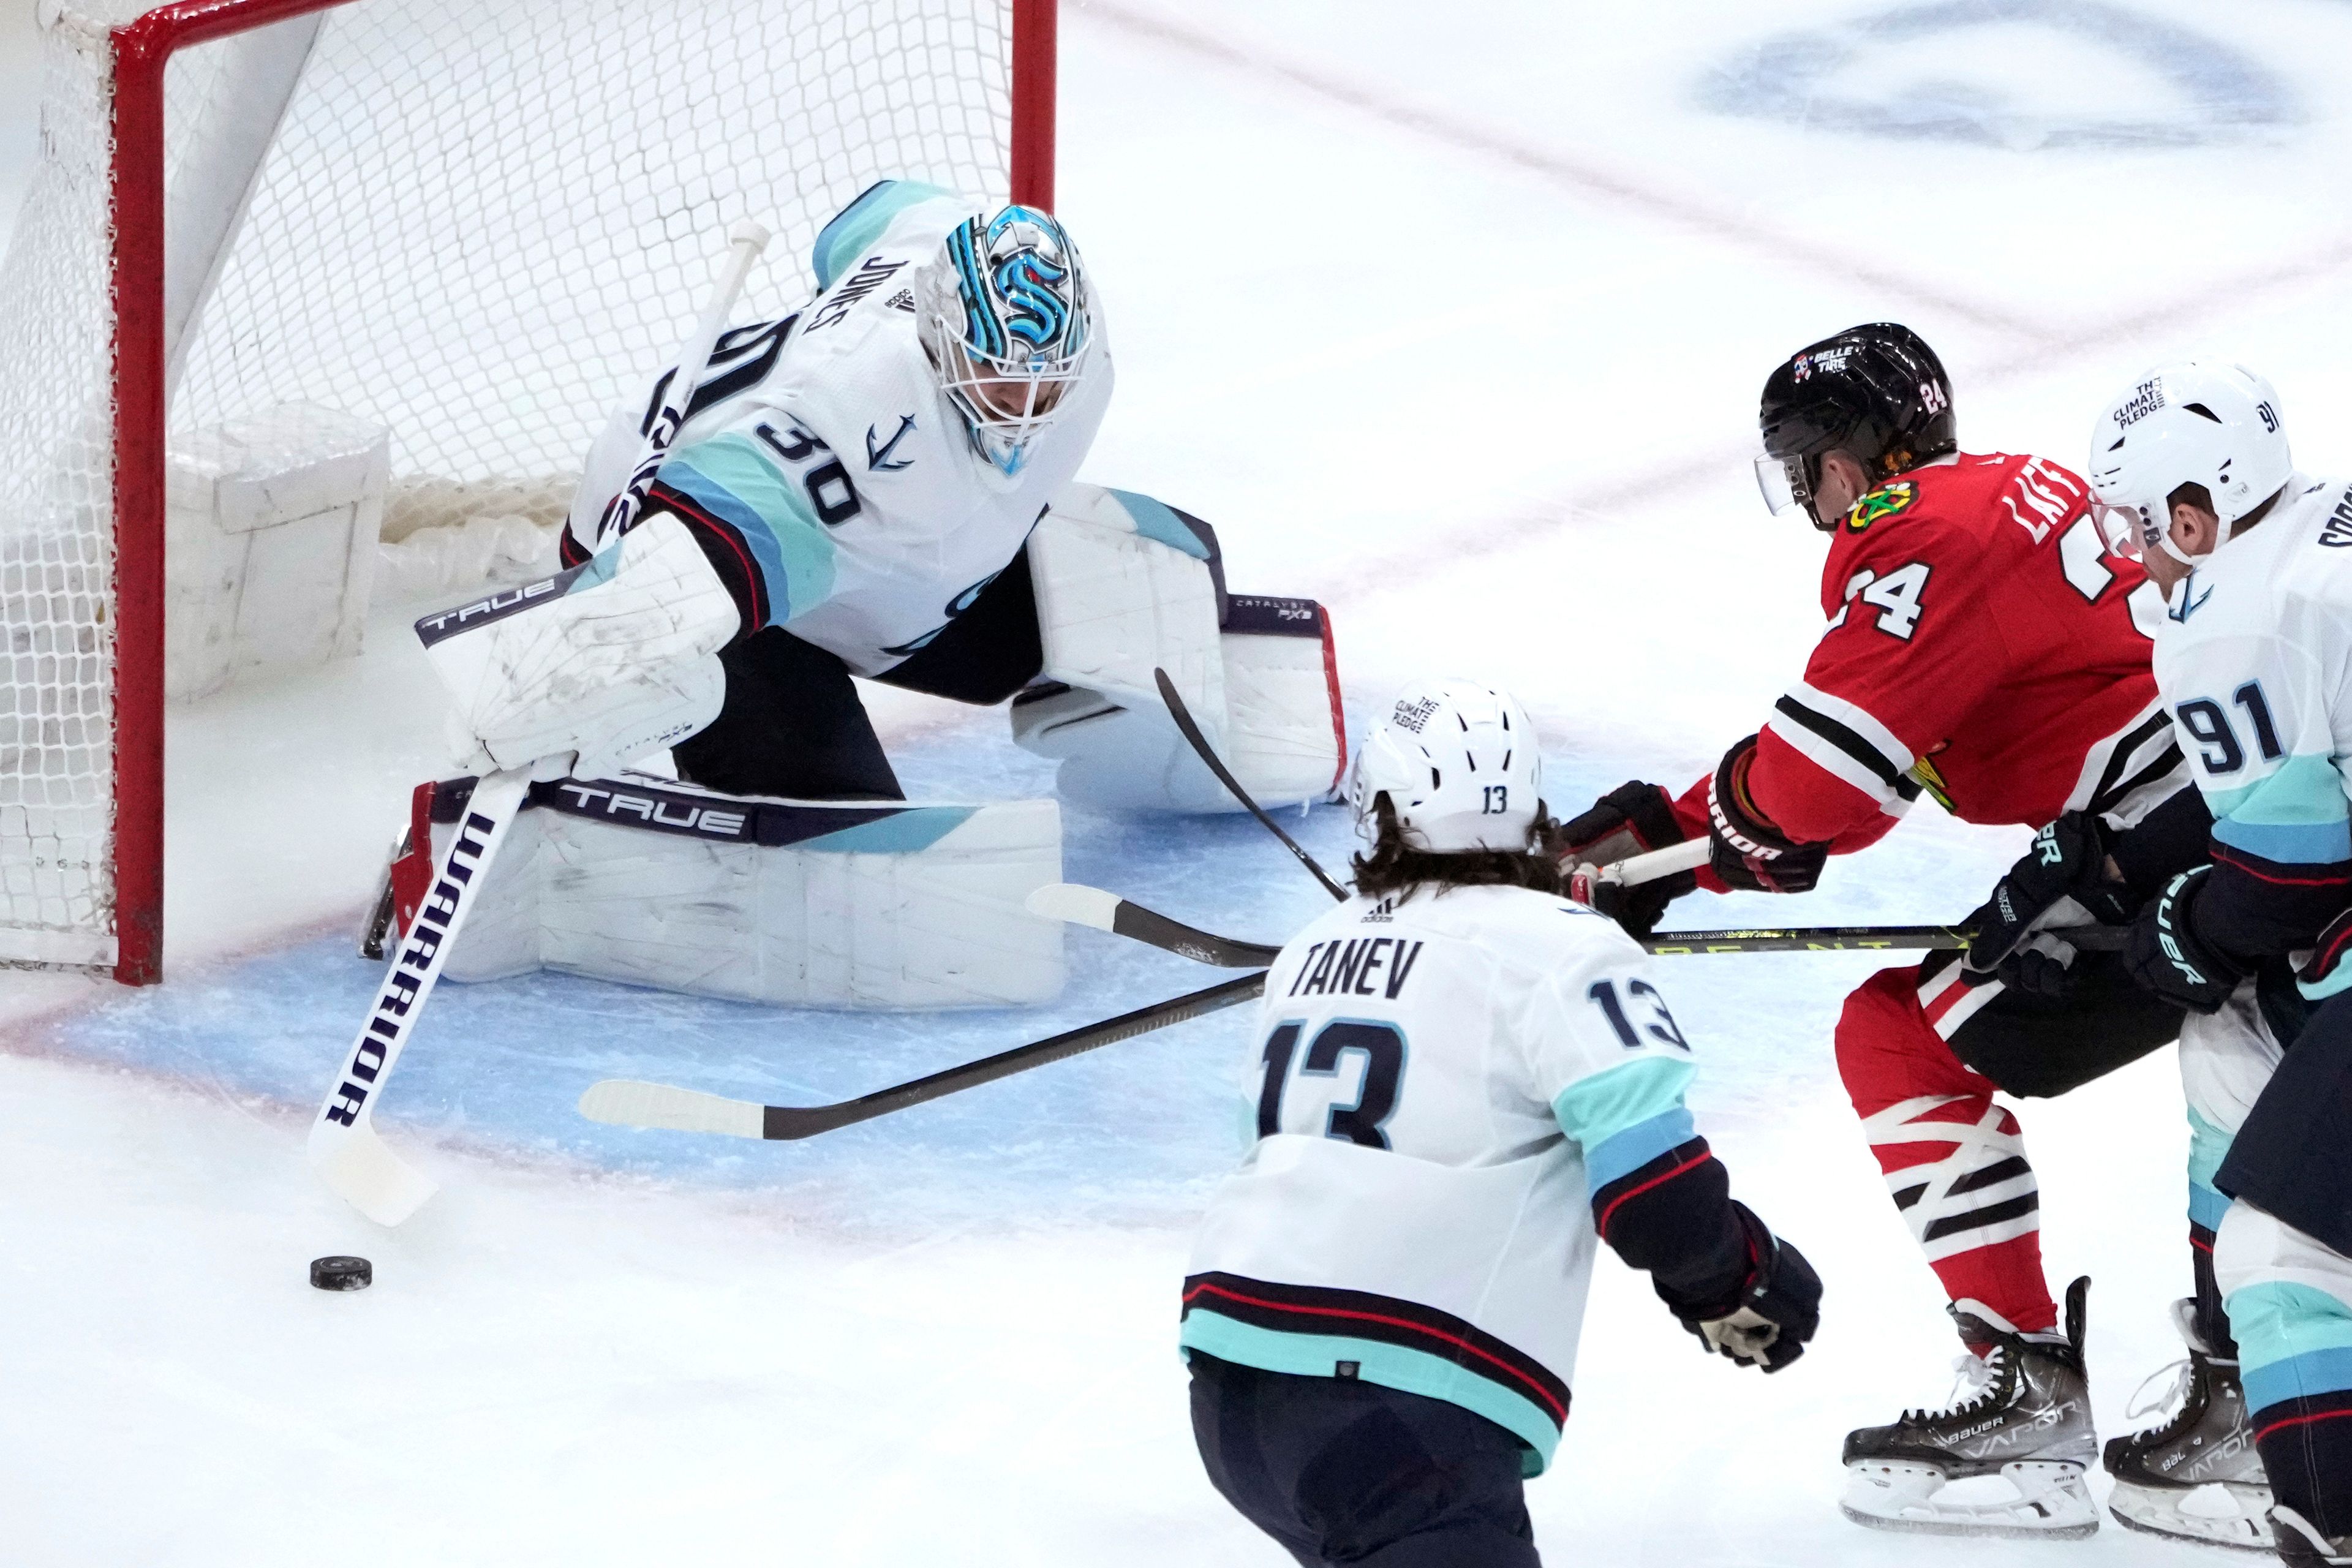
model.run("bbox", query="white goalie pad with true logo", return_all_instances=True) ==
[1016,484,1344,812]
[384,772,1064,1009]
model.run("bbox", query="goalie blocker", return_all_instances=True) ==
[378,771,1063,1009]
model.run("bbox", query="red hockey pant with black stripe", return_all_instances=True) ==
[1835,951,2181,1336]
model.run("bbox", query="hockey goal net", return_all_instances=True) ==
[0,0,1053,982]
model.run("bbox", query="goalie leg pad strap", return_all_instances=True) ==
[406,773,1065,1009]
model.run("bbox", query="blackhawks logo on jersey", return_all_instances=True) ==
[1845,481,1917,531]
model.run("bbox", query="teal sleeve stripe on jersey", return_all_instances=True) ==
[1584,1107,1699,1193]
[2213,814,2352,865]
[1550,1056,1696,1158]
[2226,1281,2352,1412]
[812,179,956,290]
[2206,752,2351,825]
[662,434,838,627]
[1179,1312,1559,1474]
[1105,488,1212,560]
[2300,963,2352,1004]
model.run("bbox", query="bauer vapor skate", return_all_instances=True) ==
[1841,1276,2098,1539]
[2105,1298,2271,1549]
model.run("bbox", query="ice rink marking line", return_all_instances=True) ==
[1079,0,2048,345]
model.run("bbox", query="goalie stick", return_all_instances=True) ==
[1028,881,2128,962]
[578,970,1268,1140]
[308,220,772,1225]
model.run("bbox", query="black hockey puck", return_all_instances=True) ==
[310,1255,372,1291]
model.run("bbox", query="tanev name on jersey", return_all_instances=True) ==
[1283,937,1425,1000]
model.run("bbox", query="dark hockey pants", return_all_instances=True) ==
[1189,1353,1541,1568]
[671,551,1045,801]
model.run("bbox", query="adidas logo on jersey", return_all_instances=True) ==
[885,288,917,312]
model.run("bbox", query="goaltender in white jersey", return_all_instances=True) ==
[396,180,1344,1009]
[560,179,1112,682]
[1180,680,1821,1567]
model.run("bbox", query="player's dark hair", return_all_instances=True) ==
[1350,795,1565,903]
[2168,480,2286,537]
[2166,481,2215,516]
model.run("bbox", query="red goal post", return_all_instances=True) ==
[5,0,1055,984]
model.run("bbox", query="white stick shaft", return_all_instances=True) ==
[1605,837,1712,888]
[307,766,530,1224]
[595,218,774,548]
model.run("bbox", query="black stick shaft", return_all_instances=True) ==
[760,971,1268,1138]
[1643,923,2127,955]
[1155,667,1349,902]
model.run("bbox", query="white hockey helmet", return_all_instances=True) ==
[2087,361,2291,565]
[1347,679,1543,854]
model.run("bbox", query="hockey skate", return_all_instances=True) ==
[1841,1276,2099,1539]
[2275,1507,2352,1567]
[2104,1298,2272,1549]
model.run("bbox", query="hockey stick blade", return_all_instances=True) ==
[578,970,1268,1140]
[1025,883,1281,968]
[1155,667,1350,902]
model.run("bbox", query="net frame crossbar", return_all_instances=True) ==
[98,0,1058,984]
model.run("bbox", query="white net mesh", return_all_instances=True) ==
[0,0,1014,970]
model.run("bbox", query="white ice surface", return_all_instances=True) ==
[8,0,2352,1562]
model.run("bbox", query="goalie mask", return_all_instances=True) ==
[1348,679,1543,854]
[2087,361,2291,568]
[918,205,1093,477]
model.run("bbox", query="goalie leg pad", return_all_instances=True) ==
[1016,484,1343,813]
[399,772,1064,1009]
[420,510,738,780]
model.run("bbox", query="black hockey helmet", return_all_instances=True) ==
[1756,323,1957,529]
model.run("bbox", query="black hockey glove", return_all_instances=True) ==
[1961,812,2135,998]
[1661,1204,1821,1373]
[2124,867,2243,1014]
[1705,736,1827,895]
[1556,781,1694,937]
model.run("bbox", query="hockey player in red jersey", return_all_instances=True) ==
[1562,323,2199,1538]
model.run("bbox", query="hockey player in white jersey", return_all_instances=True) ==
[2073,362,2352,1564]
[385,181,1344,1008]
[1181,680,1822,1566]
[549,180,1114,800]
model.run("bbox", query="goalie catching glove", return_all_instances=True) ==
[420,510,739,780]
